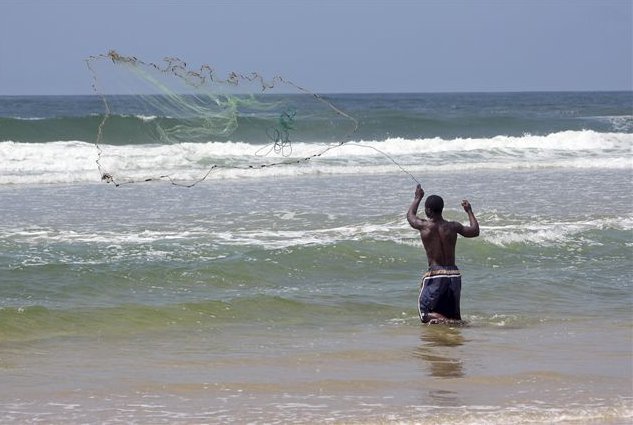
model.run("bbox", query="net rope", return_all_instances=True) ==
[86,50,420,187]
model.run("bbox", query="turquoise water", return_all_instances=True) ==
[0,92,632,423]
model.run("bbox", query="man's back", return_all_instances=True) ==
[406,185,480,267]
[419,218,459,267]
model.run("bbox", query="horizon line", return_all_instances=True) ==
[1,89,632,97]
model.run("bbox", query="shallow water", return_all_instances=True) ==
[1,92,631,423]
[1,170,631,423]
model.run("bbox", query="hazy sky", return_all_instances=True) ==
[1,0,631,95]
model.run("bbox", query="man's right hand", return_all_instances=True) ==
[414,184,424,200]
[461,200,472,212]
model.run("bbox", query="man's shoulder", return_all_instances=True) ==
[440,220,464,234]
[415,217,430,229]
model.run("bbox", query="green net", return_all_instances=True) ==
[85,50,359,186]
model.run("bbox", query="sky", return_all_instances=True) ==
[0,0,631,95]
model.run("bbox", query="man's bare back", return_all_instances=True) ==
[407,184,479,267]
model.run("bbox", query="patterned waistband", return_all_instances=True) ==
[423,266,461,278]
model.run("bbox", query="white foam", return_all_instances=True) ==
[0,219,408,251]
[136,114,158,122]
[0,130,631,185]
[327,130,629,155]
[583,114,633,132]
[3,215,629,250]
[481,215,633,247]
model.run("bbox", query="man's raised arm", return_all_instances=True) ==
[407,184,425,229]
[458,200,480,238]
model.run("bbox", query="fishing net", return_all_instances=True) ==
[85,50,359,186]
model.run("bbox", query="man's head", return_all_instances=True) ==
[425,195,444,217]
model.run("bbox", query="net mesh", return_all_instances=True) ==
[85,50,359,186]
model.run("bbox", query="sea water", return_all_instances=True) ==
[0,92,631,423]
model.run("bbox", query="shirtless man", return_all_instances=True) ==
[407,184,480,324]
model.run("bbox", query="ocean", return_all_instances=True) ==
[0,91,631,424]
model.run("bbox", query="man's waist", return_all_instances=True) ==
[423,265,461,278]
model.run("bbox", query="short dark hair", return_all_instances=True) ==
[425,195,444,214]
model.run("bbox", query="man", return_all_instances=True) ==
[407,184,479,324]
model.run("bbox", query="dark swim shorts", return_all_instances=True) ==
[418,266,462,323]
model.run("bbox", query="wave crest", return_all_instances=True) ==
[0,130,631,185]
